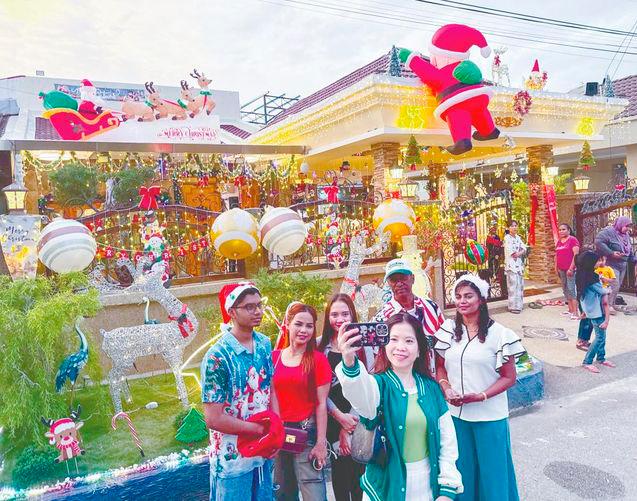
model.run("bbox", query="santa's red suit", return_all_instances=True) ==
[401,24,500,155]
[77,79,103,119]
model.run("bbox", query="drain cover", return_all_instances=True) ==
[522,326,569,341]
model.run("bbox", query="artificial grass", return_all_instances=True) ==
[1,371,206,489]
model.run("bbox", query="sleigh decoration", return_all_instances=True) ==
[42,108,120,141]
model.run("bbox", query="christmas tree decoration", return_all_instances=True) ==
[525,59,548,91]
[404,135,423,170]
[601,75,615,97]
[211,208,259,260]
[465,239,488,265]
[578,141,596,171]
[55,318,89,393]
[259,207,307,257]
[175,407,208,445]
[388,45,402,77]
[112,411,145,457]
[372,198,416,242]
[37,218,97,273]
[398,24,499,155]
[41,406,85,472]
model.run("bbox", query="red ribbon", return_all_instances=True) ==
[323,183,339,204]
[138,186,161,210]
[343,277,366,300]
[169,304,194,338]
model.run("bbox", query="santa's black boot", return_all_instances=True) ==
[473,128,501,141]
[445,139,473,155]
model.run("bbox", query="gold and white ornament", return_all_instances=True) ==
[211,208,259,260]
[372,199,416,242]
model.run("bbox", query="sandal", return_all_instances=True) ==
[528,302,543,309]
[575,342,589,352]
[570,314,579,321]
[599,360,616,368]
[582,364,600,373]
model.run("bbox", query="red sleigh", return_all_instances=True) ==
[42,108,120,141]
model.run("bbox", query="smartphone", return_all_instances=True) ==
[348,322,389,348]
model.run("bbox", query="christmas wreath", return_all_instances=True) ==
[513,91,533,117]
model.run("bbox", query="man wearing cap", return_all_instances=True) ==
[374,258,445,374]
[201,282,280,501]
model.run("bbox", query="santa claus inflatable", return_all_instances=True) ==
[398,24,500,155]
[77,79,106,119]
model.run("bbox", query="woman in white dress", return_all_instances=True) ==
[503,221,527,313]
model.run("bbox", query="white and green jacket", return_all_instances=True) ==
[336,359,463,501]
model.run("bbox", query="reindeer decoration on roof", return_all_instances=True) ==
[100,259,198,413]
[179,80,200,118]
[145,81,188,120]
[190,68,216,115]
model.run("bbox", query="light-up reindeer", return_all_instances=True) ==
[179,80,201,118]
[100,261,198,413]
[340,231,390,321]
[491,47,510,87]
[145,81,188,120]
[190,69,216,115]
[121,85,157,122]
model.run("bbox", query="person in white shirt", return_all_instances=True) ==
[434,274,525,501]
[503,221,527,313]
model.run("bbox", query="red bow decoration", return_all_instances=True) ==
[168,304,194,338]
[344,277,366,300]
[323,182,339,204]
[138,185,161,210]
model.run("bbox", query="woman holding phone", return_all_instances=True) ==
[272,302,332,501]
[336,313,463,501]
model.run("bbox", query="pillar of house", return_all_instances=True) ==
[428,163,448,201]
[526,145,558,284]
[370,142,401,197]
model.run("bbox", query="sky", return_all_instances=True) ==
[0,0,636,104]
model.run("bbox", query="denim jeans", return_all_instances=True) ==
[210,460,273,501]
[583,317,607,364]
[577,318,593,343]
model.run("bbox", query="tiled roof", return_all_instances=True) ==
[35,116,61,140]
[0,115,9,138]
[262,50,416,130]
[612,75,637,118]
[220,124,252,139]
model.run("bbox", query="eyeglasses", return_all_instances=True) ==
[233,302,265,314]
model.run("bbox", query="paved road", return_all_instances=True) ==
[510,349,637,500]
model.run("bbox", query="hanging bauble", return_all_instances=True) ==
[372,199,416,242]
[211,208,259,260]
[259,207,307,257]
[464,239,488,265]
[37,218,97,273]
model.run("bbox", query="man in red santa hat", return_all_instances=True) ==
[398,24,500,155]
[77,79,106,119]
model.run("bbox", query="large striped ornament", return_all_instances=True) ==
[259,207,307,257]
[37,218,97,273]
[465,240,488,265]
[211,208,259,260]
[372,199,416,242]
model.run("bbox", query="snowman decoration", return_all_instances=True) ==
[78,79,107,120]
[140,213,170,282]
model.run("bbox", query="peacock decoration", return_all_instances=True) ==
[55,318,89,393]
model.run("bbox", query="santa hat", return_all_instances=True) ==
[237,410,284,458]
[47,418,76,442]
[218,282,260,323]
[531,59,540,73]
[429,24,491,60]
[81,79,94,87]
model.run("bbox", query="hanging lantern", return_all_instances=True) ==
[573,173,590,192]
[259,207,307,257]
[37,218,97,273]
[211,208,259,260]
[372,199,415,242]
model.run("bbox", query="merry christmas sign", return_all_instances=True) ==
[0,215,41,279]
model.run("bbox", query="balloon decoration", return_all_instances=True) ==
[372,199,416,242]
[211,208,259,260]
[465,239,488,265]
[37,218,97,273]
[259,207,307,257]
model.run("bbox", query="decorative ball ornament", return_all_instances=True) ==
[259,207,307,257]
[37,218,97,273]
[211,208,259,259]
[372,199,416,242]
[464,240,488,265]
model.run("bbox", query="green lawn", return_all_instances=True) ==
[1,370,207,489]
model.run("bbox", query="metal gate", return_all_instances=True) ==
[575,188,637,293]
[442,190,511,308]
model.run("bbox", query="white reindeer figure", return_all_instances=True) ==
[491,47,511,87]
[100,261,198,413]
[340,231,390,321]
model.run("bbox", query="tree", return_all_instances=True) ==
[49,163,100,211]
[511,181,530,240]
[404,135,422,168]
[388,46,402,77]
[175,407,208,445]
[578,141,596,170]
[109,166,155,206]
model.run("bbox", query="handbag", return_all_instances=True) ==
[281,421,309,454]
[350,407,389,467]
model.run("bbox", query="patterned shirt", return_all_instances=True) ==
[201,326,273,478]
[373,296,444,337]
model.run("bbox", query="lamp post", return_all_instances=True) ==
[573,172,590,192]
[398,181,418,199]
[2,181,28,214]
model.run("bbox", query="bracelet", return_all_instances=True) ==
[480,392,488,401]
[438,378,449,385]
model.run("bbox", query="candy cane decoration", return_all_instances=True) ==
[112,411,145,457]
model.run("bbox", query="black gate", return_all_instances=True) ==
[442,191,511,308]
[575,188,637,293]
